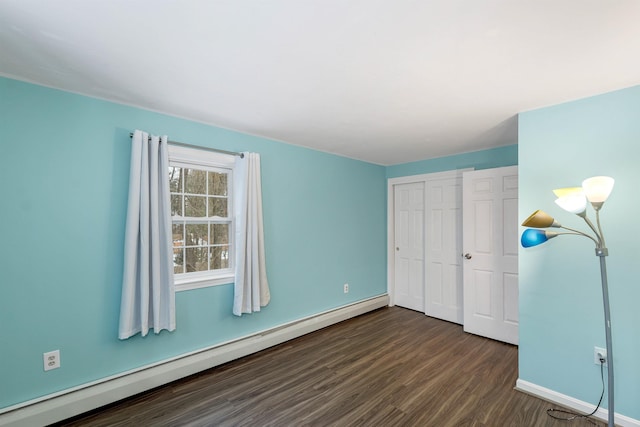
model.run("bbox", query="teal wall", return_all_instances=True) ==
[0,77,387,409]
[519,86,640,420]
[386,144,517,178]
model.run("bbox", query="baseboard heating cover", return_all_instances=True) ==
[0,294,389,427]
[515,378,639,427]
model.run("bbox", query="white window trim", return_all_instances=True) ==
[174,271,235,291]
[168,143,236,292]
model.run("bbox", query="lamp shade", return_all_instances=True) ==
[521,229,558,248]
[582,176,614,204]
[521,210,560,228]
[552,187,582,198]
[555,192,587,214]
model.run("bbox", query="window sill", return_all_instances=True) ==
[175,273,234,292]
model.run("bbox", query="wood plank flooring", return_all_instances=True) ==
[55,307,604,426]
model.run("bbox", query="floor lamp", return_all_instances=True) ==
[520,176,615,427]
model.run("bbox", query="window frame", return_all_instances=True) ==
[168,144,236,291]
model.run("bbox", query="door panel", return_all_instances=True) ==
[425,174,463,324]
[463,166,519,344]
[394,182,425,312]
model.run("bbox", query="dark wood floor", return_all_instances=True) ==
[56,307,604,426]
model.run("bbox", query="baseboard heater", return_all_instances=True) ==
[0,295,389,427]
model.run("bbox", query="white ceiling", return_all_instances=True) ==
[1,1,639,165]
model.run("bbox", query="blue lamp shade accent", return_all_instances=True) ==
[521,229,557,248]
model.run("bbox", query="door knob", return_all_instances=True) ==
[463,253,472,259]
[396,247,400,251]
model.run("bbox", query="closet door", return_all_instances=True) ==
[393,182,425,312]
[425,174,464,324]
[462,166,519,345]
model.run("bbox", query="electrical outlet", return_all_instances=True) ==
[594,346,607,365]
[43,350,61,371]
[343,283,349,293]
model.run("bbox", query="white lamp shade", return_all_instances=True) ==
[555,192,587,214]
[582,176,615,203]
[552,187,582,198]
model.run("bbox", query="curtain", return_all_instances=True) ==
[233,152,270,316]
[119,130,176,339]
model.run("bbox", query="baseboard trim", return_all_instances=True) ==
[0,295,389,427]
[515,378,640,427]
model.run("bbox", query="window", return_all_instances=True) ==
[168,144,236,291]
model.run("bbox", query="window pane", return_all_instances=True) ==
[172,224,184,246]
[185,195,206,217]
[184,169,207,195]
[185,224,208,246]
[171,195,183,216]
[185,247,208,272]
[210,245,230,270]
[168,166,182,192]
[208,197,228,217]
[173,248,184,274]
[210,224,229,245]
[208,172,228,196]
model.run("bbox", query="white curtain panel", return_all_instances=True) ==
[233,152,271,316]
[119,130,176,339]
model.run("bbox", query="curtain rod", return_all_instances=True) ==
[129,132,244,158]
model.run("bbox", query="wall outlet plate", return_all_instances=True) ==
[44,350,61,371]
[594,346,607,366]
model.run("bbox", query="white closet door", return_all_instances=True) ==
[425,174,464,324]
[393,182,425,312]
[462,166,519,345]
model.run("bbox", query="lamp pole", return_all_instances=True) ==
[596,248,614,427]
